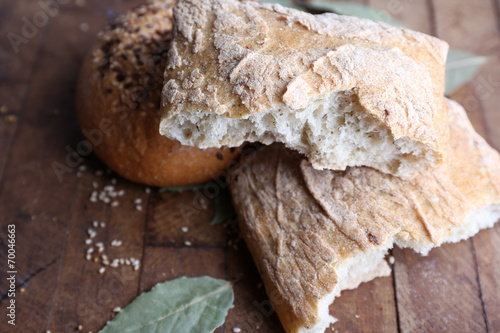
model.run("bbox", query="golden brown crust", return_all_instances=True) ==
[229,100,500,333]
[160,0,449,168]
[76,0,240,187]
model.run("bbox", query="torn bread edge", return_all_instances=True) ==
[228,99,500,333]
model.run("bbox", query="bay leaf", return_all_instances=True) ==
[99,276,234,333]
[211,186,236,225]
[306,0,406,27]
[445,49,490,95]
[261,0,304,10]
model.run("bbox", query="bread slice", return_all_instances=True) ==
[159,0,450,178]
[228,99,500,333]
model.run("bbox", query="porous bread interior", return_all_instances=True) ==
[161,91,435,177]
[298,248,391,333]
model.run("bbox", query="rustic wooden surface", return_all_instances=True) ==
[0,0,499,332]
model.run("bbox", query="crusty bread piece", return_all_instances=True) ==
[228,99,500,333]
[160,0,450,178]
[76,0,240,187]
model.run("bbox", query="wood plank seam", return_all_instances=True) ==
[136,194,152,297]
[390,251,402,333]
[471,240,492,333]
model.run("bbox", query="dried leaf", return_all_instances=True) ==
[261,0,304,10]
[99,276,234,333]
[306,1,405,27]
[445,49,490,95]
[211,186,236,225]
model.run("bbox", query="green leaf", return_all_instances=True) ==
[306,1,406,27]
[99,276,234,333]
[211,186,236,225]
[260,0,305,10]
[445,49,490,95]
[159,183,209,193]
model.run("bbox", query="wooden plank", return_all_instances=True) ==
[0,2,143,332]
[432,1,500,332]
[394,243,487,332]
[47,171,147,333]
[332,275,398,333]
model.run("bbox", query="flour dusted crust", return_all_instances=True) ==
[228,100,500,333]
[76,0,240,187]
[160,0,450,178]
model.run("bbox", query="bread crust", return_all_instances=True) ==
[160,0,449,176]
[229,100,500,333]
[76,0,240,187]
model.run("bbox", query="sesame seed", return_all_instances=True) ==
[87,247,94,254]
[136,205,142,211]
[92,181,99,189]
[100,222,106,228]
[119,259,125,265]
[113,307,121,312]
[111,178,117,185]
[46,330,51,333]
[99,267,106,274]
[111,240,122,247]
[185,241,192,246]
[93,220,99,227]
[145,187,151,194]
[85,254,92,261]
[118,190,125,196]
[111,201,119,207]
[134,198,142,204]
[19,287,26,293]
[93,257,99,263]
[95,170,103,176]
[85,239,92,245]
[233,328,241,333]
[125,259,131,265]
[181,227,188,233]
[78,324,83,331]
[389,256,395,264]
[79,165,87,171]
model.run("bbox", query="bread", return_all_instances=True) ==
[228,99,500,333]
[159,0,450,178]
[76,0,240,187]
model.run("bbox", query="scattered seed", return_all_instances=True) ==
[100,222,106,228]
[145,187,151,194]
[85,239,92,245]
[111,240,122,247]
[233,328,241,333]
[93,257,99,263]
[19,287,26,293]
[136,205,142,211]
[79,165,87,171]
[95,170,103,176]
[181,227,188,233]
[113,307,121,313]
[77,324,83,331]
[99,267,106,274]
[185,241,192,246]
[111,201,119,207]
[134,198,142,204]
[111,178,117,185]
[389,256,395,264]
[85,254,91,261]
[87,247,94,254]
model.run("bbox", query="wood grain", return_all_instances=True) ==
[0,1,499,333]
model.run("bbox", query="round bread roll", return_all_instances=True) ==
[76,0,239,187]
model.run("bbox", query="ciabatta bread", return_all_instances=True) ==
[160,0,449,178]
[229,99,500,333]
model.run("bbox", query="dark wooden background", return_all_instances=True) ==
[0,0,499,332]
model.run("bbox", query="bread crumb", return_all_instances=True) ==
[80,22,89,32]
[4,115,17,123]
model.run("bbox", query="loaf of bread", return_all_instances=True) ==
[76,0,239,187]
[160,0,449,178]
[229,99,500,333]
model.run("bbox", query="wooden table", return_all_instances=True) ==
[1,0,499,332]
